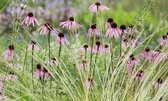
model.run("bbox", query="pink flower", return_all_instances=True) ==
[59,17,82,30]
[140,47,151,60]
[84,78,96,90]
[36,64,42,78]
[122,36,137,48]
[159,35,168,46]
[2,45,15,60]
[21,12,39,26]
[6,72,17,81]
[56,33,69,46]
[92,41,104,54]
[151,50,160,61]
[77,60,89,71]
[104,44,110,53]
[151,50,167,62]
[37,23,58,36]
[136,70,144,81]
[154,78,163,89]
[127,54,139,76]
[49,57,59,66]
[28,41,39,51]
[120,24,127,33]
[41,68,53,79]
[88,24,101,37]
[106,18,113,28]
[88,2,109,13]
[106,22,121,38]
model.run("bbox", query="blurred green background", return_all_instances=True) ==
[0,0,168,53]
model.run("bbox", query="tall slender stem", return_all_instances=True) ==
[32,45,35,93]
[58,38,62,58]
[120,33,123,57]
[90,37,94,74]
[48,32,51,60]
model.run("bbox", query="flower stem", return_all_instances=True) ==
[90,37,94,74]
[48,32,51,60]
[58,39,62,58]
[32,45,35,93]
[120,33,123,57]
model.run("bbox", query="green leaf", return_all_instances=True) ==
[0,0,10,12]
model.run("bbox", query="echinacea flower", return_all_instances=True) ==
[120,24,127,33]
[136,70,144,81]
[92,41,104,54]
[84,78,96,90]
[59,17,82,30]
[6,72,17,81]
[151,50,160,61]
[106,22,121,38]
[141,47,151,60]
[159,35,168,46]
[154,78,163,89]
[88,2,109,13]
[41,68,53,79]
[56,33,69,46]
[127,54,139,76]
[28,41,39,51]
[36,63,42,78]
[78,60,89,71]
[37,23,58,36]
[88,24,101,37]
[49,57,59,66]
[21,12,39,26]
[104,44,110,53]
[106,18,113,28]
[2,44,15,60]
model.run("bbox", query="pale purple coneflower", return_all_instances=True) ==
[3,45,15,60]
[78,60,89,72]
[151,50,160,61]
[49,57,59,66]
[35,64,42,78]
[88,2,109,13]
[159,35,168,46]
[28,41,39,51]
[136,70,144,81]
[104,44,110,53]
[106,18,113,28]
[6,72,17,81]
[154,78,163,89]
[92,41,104,54]
[59,17,82,30]
[126,25,135,35]
[120,24,127,33]
[36,23,58,36]
[127,54,139,76]
[106,22,121,38]
[141,47,151,60]
[41,68,53,79]
[88,24,101,37]
[21,12,39,26]
[84,78,96,90]
[56,33,69,46]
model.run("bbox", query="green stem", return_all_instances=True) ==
[32,45,35,93]
[90,37,94,74]
[120,33,123,57]
[58,39,62,58]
